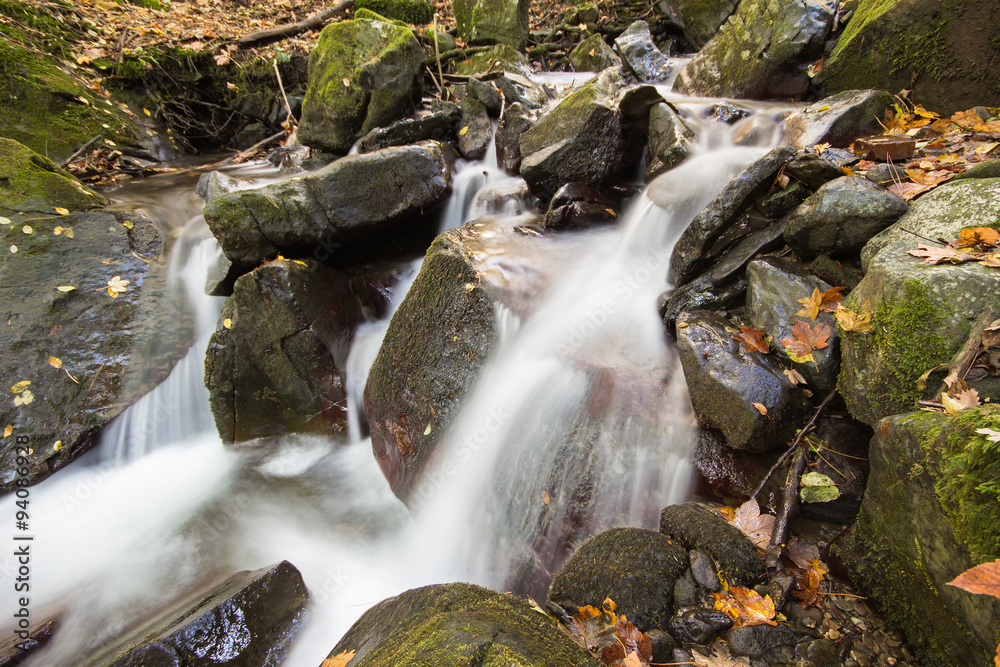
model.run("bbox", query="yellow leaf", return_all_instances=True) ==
[588,48,595,57]
[423,423,432,435]
[48,356,63,369]
[21,225,32,234]
[11,381,31,393]
[542,490,550,505]
[54,207,70,216]
[459,126,469,136]
[123,220,134,229]
[14,389,34,406]
[105,138,116,147]
[342,77,351,87]
[0,217,10,225]
[143,108,151,117]
[293,260,307,266]
[223,318,232,329]
[64,228,74,238]
[56,285,76,292]
[106,276,130,297]
[9,245,16,254]
[322,650,356,667]
[53,440,63,451]
[3,424,12,437]
[835,303,873,333]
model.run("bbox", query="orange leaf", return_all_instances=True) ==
[322,650,355,667]
[905,169,955,187]
[819,286,845,313]
[947,559,1000,598]
[729,586,777,626]
[732,326,769,354]
[888,181,932,200]
[796,288,822,320]
[953,227,1000,248]
[780,320,830,364]
[752,402,767,415]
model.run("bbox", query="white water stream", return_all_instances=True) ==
[1,93,788,666]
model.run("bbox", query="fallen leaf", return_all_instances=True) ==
[906,243,976,265]
[54,207,70,215]
[953,227,1000,248]
[690,645,751,667]
[976,428,1000,443]
[752,402,767,415]
[780,320,831,365]
[11,381,31,393]
[801,485,841,503]
[21,225,33,234]
[214,54,231,66]
[541,490,550,504]
[14,390,34,406]
[787,537,821,570]
[942,386,981,415]
[321,650,356,667]
[888,181,932,200]
[64,228,74,239]
[10,245,17,254]
[53,440,63,451]
[981,254,1000,268]
[796,288,823,320]
[0,217,9,225]
[727,498,775,550]
[56,285,76,292]
[48,356,62,369]
[3,424,11,437]
[714,587,777,627]
[106,275,130,297]
[342,77,351,87]
[459,125,470,136]
[801,471,836,487]
[947,559,1000,598]
[122,220,134,230]
[783,368,807,385]
[836,303,873,333]
[732,326,769,353]
[223,318,232,329]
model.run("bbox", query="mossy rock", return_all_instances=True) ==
[569,34,621,72]
[817,0,1000,115]
[329,582,601,667]
[659,502,765,586]
[298,18,424,155]
[0,138,107,213]
[451,43,532,77]
[355,0,433,25]
[453,0,530,51]
[838,178,1000,426]
[673,0,741,48]
[547,527,688,632]
[832,408,1000,665]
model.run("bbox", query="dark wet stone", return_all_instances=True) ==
[673,568,701,608]
[708,219,787,285]
[544,182,617,230]
[689,550,721,591]
[693,428,771,504]
[496,102,533,175]
[710,102,751,125]
[660,502,765,586]
[647,629,677,666]
[614,20,672,83]
[467,77,502,116]
[865,162,909,187]
[203,251,241,298]
[662,274,747,332]
[727,624,799,659]
[570,34,622,72]
[756,183,808,219]
[457,98,493,160]
[356,108,460,152]
[645,102,695,180]
[785,152,851,189]
[495,73,549,110]
[783,89,894,149]
[949,158,1000,182]
[668,608,734,645]
[195,171,250,202]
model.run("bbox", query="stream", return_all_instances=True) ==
[1,89,791,666]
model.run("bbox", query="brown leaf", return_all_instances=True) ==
[905,168,955,187]
[942,386,981,415]
[783,368,807,385]
[752,402,768,415]
[796,288,823,320]
[780,320,831,365]
[787,537,821,570]
[322,650,355,667]
[953,227,1000,248]
[947,559,1000,598]
[906,243,977,265]
[690,645,751,667]
[888,181,932,200]
[835,302,873,333]
[981,253,1000,268]
[732,326,769,353]
[727,498,775,550]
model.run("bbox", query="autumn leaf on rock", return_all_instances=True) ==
[727,498,775,550]
[907,243,977,265]
[691,646,751,667]
[981,254,1000,268]
[947,559,1000,598]
[48,356,62,369]
[889,181,932,200]
[714,587,777,627]
[942,386,981,416]
[732,326,769,353]
[106,276,130,297]
[953,227,1000,248]
[796,288,823,320]
[321,650,355,667]
[976,428,1000,443]
[783,368,807,385]
[780,320,831,365]
[752,402,768,415]
[836,303,873,333]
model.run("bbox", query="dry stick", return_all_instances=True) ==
[214,131,287,166]
[236,0,354,48]
[433,13,445,97]
[427,45,492,67]
[60,135,101,167]
[272,58,295,129]
[425,65,443,95]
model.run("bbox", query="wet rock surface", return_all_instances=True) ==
[783,89,895,149]
[614,20,672,83]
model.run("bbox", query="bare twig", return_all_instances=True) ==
[60,135,101,168]
[272,58,295,128]
[236,0,354,48]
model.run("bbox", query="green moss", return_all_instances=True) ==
[0,137,107,213]
[355,0,434,25]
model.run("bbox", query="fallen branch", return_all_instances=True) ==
[60,135,101,168]
[214,130,287,166]
[236,0,354,48]
[426,45,492,67]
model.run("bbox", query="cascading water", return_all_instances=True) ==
[1,94,789,667]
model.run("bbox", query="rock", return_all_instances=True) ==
[746,256,839,393]
[614,20,673,83]
[710,102,752,125]
[330,582,600,666]
[496,101,533,177]
[831,409,1000,665]
[194,170,249,202]
[673,0,833,99]
[864,162,909,188]
[494,71,548,109]
[708,219,787,285]
[0,210,185,492]
[519,69,644,199]
[467,77,502,116]
[0,616,56,665]
[0,138,108,214]
[647,629,676,665]
[672,0,740,48]
[203,141,453,270]
[81,561,308,666]
[668,608,733,645]
[662,274,747,332]
[784,151,852,190]
[453,0,530,50]
[569,34,622,72]
[689,550,721,591]
[675,311,810,452]
[364,227,500,501]
[356,108,460,153]
[354,0,434,24]
[298,18,424,154]
[659,502,765,586]
[474,179,533,213]
[548,527,688,632]
[797,413,870,523]
[783,89,895,149]
[457,98,492,160]
[203,251,240,298]
[645,102,695,181]
[784,176,907,258]
[543,182,617,231]
[816,0,1000,115]
[727,623,799,658]
[838,178,1000,426]
[949,158,1000,183]
[668,146,795,287]
[204,259,363,444]
[692,428,771,503]
[672,568,702,608]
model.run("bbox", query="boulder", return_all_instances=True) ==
[756,183,809,218]
[614,20,673,83]
[662,274,747,332]
[0,138,108,214]
[838,178,1000,426]
[364,227,501,501]
[668,146,794,287]
[692,429,771,503]
[496,102,533,175]
[644,102,694,181]
[746,256,840,393]
[783,149,859,190]
[80,561,308,666]
[298,18,424,154]
[816,0,1000,115]
[783,89,894,149]
[673,0,833,99]
[548,527,688,632]
[831,408,1000,665]
[659,502,765,586]
[194,170,250,202]
[330,582,600,666]
[356,107,460,153]
[203,141,453,270]
[675,311,811,453]
[865,162,909,188]
[453,0,530,51]
[204,259,363,443]
[466,78,503,116]
[668,608,733,645]
[569,34,622,72]
[519,69,644,199]
[797,413,870,523]
[543,182,617,231]
[672,0,740,48]
[784,176,908,258]
[726,624,799,659]
[706,219,787,285]
[0,210,185,492]
[354,0,434,24]
[494,71,548,109]
[457,98,492,160]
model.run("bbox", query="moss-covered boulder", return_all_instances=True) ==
[0,138,108,214]
[817,0,1000,115]
[364,225,502,501]
[782,89,894,149]
[831,409,1000,665]
[355,0,434,24]
[547,527,688,632]
[673,0,833,99]
[203,141,453,270]
[453,44,534,78]
[672,0,741,48]
[329,582,601,666]
[660,503,765,586]
[519,69,644,199]
[838,178,1000,426]
[0,210,184,492]
[453,0,530,51]
[203,259,363,444]
[569,33,622,72]
[298,18,424,155]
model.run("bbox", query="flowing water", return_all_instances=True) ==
[1,93,788,666]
